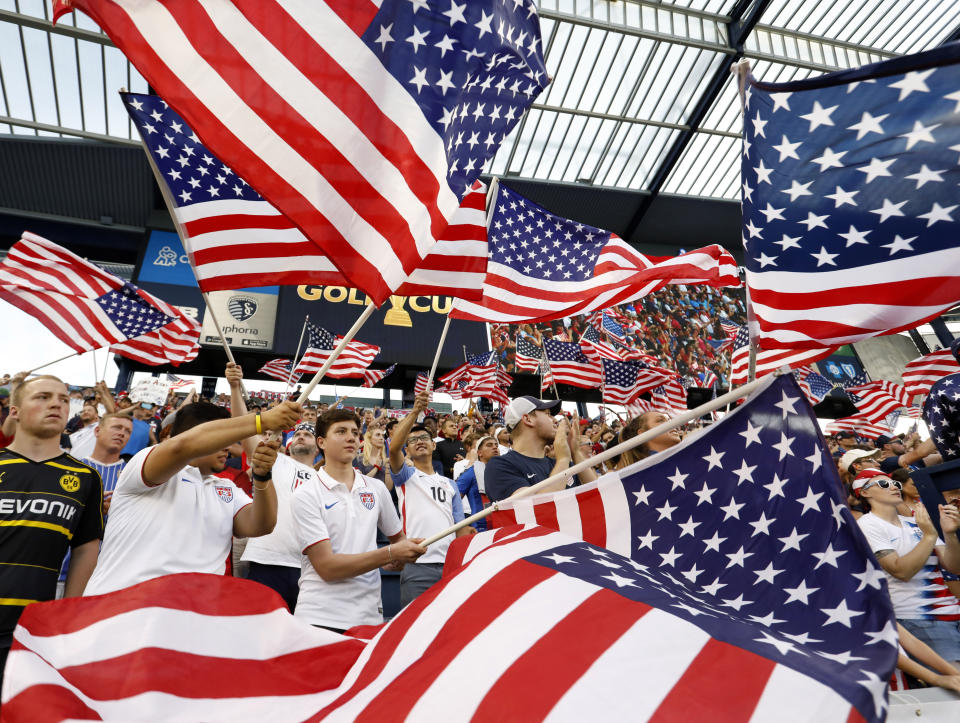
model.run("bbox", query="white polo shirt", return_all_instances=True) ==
[393,465,463,564]
[241,453,316,568]
[292,467,400,629]
[84,447,251,596]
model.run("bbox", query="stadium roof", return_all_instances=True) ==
[2,0,960,233]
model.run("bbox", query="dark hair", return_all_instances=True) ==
[409,423,430,436]
[385,419,399,433]
[890,468,911,484]
[169,401,230,437]
[317,409,361,438]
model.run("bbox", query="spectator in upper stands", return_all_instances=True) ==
[485,396,597,502]
[855,468,960,663]
[83,399,300,595]
[292,409,424,632]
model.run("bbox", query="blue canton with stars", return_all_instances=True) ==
[742,45,960,276]
[467,350,497,366]
[489,184,609,282]
[526,375,897,721]
[121,92,260,208]
[305,322,336,352]
[95,283,173,339]
[362,0,548,197]
[923,350,960,460]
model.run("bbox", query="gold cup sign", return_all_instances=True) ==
[383,295,413,327]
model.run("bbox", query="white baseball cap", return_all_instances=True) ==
[503,396,561,429]
[839,448,880,473]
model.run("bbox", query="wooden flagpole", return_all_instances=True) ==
[416,314,452,422]
[101,348,111,383]
[285,315,310,397]
[421,373,771,547]
[26,350,82,375]
[296,304,377,405]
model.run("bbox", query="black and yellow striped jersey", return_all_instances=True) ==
[0,448,103,640]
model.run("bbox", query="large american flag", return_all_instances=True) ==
[922,370,960,460]
[903,347,960,399]
[741,45,960,349]
[514,334,543,373]
[123,90,491,297]
[601,359,673,405]
[259,358,298,383]
[729,325,835,385]
[542,338,601,389]
[56,0,546,306]
[0,232,200,365]
[294,323,380,379]
[451,183,740,323]
[824,415,892,440]
[487,374,897,721]
[1,522,891,721]
[844,380,911,424]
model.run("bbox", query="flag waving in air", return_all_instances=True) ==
[294,323,380,379]
[0,232,200,365]
[56,0,548,305]
[741,44,960,349]
[451,183,740,323]
[362,364,396,389]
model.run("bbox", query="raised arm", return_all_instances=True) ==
[233,438,280,537]
[389,390,430,473]
[225,362,259,461]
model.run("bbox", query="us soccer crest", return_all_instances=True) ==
[358,491,375,510]
[228,295,258,321]
[214,485,234,503]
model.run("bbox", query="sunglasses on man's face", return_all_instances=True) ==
[861,478,902,492]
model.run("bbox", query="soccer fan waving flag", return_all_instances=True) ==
[0,232,200,365]
[54,0,548,305]
[740,44,960,349]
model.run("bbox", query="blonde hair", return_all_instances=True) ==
[362,425,388,467]
[11,375,65,406]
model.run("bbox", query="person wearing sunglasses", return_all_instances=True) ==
[855,468,960,664]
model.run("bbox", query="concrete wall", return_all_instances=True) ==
[853,335,922,384]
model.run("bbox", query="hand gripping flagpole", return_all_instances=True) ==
[296,303,377,405]
[421,373,772,547]
[127,89,248,400]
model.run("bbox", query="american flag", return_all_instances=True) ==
[650,376,688,413]
[1,524,892,721]
[123,90,490,297]
[0,232,200,365]
[514,335,543,372]
[844,380,911,424]
[602,360,673,405]
[579,333,624,367]
[903,348,960,399]
[164,373,195,391]
[824,415,892,439]
[587,310,628,345]
[294,324,380,379]
[361,364,396,389]
[414,372,430,397]
[451,183,740,323]
[741,46,960,350]
[487,375,897,721]
[467,350,496,367]
[58,1,547,306]
[436,362,469,388]
[793,366,834,405]
[729,325,835,385]
[922,370,960,460]
[542,338,601,389]
[258,358,298,383]
[695,370,719,389]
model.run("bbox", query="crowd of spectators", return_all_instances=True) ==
[2,348,960,699]
[490,284,747,384]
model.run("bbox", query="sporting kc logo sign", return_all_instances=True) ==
[228,295,258,322]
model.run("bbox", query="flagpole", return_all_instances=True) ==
[92,348,99,385]
[541,347,561,398]
[285,315,309,397]
[421,373,772,547]
[129,91,247,399]
[416,314,453,422]
[26,350,82,375]
[101,349,111,383]
[296,303,376,405]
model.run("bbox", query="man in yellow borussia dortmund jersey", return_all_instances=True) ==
[0,374,103,688]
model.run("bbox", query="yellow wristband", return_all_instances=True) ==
[255,413,262,435]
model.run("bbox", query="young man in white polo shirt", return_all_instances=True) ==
[84,400,301,595]
[390,391,473,607]
[292,409,425,632]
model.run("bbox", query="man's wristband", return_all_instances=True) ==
[255,413,263,435]
[251,470,271,484]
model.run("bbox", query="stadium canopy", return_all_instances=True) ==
[4,0,960,229]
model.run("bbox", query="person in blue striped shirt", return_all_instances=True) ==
[57,412,133,596]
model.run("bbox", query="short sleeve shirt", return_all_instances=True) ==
[484,450,557,502]
[0,450,103,639]
[392,465,463,564]
[84,447,251,596]
[857,512,960,620]
[292,468,401,629]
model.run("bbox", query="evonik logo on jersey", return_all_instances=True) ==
[0,496,78,522]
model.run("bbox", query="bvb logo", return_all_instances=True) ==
[59,474,81,493]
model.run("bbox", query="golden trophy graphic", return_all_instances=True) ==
[384,295,413,327]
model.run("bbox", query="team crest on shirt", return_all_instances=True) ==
[358,491,376,510]
[59,474,81,492]
[214,485,234,503]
